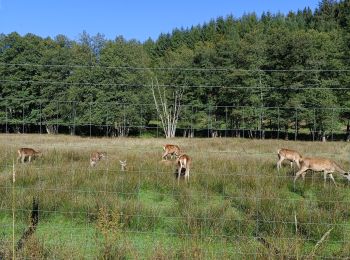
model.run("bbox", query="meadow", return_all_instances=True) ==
[0,134,349,259]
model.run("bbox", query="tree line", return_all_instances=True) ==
[0,0,350,140]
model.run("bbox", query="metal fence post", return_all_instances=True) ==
[208,105,211,138]
[331,108,334,141]
[191,105,194,138]
[294,108,298,141]
[242,106,245,139]
[39,100,42,134]
[140,104,143,137]
[56,101,59,134]
[106,104,109,137]
[225,106,228,138]
[277,107,280,140]
[313,108,316,142]
[22,103,25,134]
[89,102,92,138]
[6,103,8,133]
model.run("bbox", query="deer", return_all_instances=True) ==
[119,160,127,171]
[293,157,349,187]
[162,144,181,160]
[90,152,106,167]
[17,148,42,163]
[277,148,302,171]
[176,154,191,184]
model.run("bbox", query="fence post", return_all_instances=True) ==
[313,108,316,142]
[6,103,8,133]
[89,102,92,138]
[73,101,76,136]
[191,105,194,138]
[22,103,25,134]
[242,106,245,139]
[208,105,211,138]
[277,107,280,140]
[225,106,228,138]
[106,104,109,137]
[56,101,59,134]
[294,108,298,141]
[39,100,42,134]
[331,108,334,141]
[123,103,126,137]
[12,159,16,260]
[140,104,143,137]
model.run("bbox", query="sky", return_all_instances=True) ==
[0,0,321,42]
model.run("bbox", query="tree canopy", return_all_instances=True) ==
[0,0,350,140]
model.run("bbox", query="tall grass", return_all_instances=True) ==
[0,134,349,258]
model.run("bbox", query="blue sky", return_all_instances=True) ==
[0,0,320,42]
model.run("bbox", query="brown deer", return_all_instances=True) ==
[176,154,191,184]
[277,148,302,171]
[294,157,349,187]
[162,144,181,160]
[17,148,42,163]
[90,152,106,167]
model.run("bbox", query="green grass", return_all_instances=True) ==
[0,134,349,258]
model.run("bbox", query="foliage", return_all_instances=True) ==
[0,0,350,139]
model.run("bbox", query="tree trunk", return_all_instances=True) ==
[151,79,184,139]
[46,125,58,134]
[284,125,289,140]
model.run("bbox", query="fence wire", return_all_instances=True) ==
[0,99,350,142]
[0,132,349,259]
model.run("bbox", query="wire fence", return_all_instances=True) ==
[0,99,350,141]
[0,133,349,259]
[1,64,350,258]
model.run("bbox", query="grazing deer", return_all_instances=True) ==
[176,154,191,184]
[162,144,181,160]
[119,160,127,171]
[90,152,106,167]
[294,157,349,187]
[277,148,302,171]
[17,148,42,163]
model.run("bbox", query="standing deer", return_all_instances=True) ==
[17,148,42,163]
[294,157,349,187]
[277,148,302,171]
[162,144,181,160]
[119,160,127,171]
[90,152,106,167]
[176,154,191,184]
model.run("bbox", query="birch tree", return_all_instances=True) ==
[151,79,184,138]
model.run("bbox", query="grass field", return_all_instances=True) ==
[0,134,349,259]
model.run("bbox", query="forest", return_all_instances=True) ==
[1,0,350,140]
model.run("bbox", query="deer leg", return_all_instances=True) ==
[28,156,32,163]
[302,172,306,181]
[17,155,21,163]
[294,168,306,186]
[323,171,328,187]
[328,173,337,187]
[185,168,190,183]
[21,156,25,163]
[162,151,168,160]
[177,166,182,185]
[290,161,293,168]
[277,158,283,171]
[295,160,300,169]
